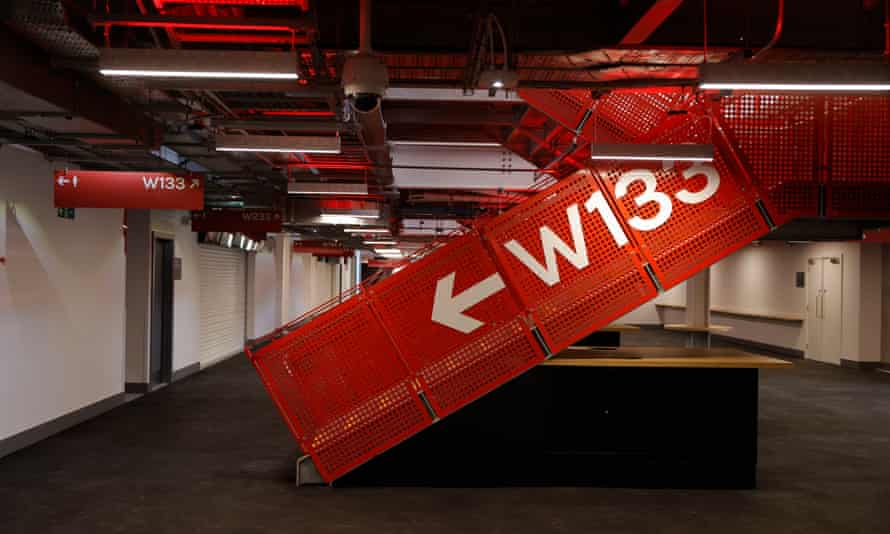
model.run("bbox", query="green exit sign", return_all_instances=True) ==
[57,208,75,220]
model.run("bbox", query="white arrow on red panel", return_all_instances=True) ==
[56,175,79,188]
[431,271,506,334]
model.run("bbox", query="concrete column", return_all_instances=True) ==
[245,252,257,340]
[685,268,710,328]
[857,243,882,363]
[273,235,293,327]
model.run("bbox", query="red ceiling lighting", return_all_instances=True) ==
[155,0,308,7]
[175,33,310,45]
[288,162,373,171]
[259,110,337,118]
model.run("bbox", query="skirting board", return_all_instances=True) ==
[710,334,804,359]
[0,393,127,459]
[172,362,201,382]
[2,355,240,460]
[840,359,882,371]
[125,361,208,393]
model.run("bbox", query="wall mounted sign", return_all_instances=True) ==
[191,209,282,234]
[54,170,204,210]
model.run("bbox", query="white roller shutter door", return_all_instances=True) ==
[199,245,246,363]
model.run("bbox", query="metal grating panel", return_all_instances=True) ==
[368,233,543,417]
[519,89,591,132]
[717,94,819,224]
[826,96,890,217]
[595,91,680,143]
[481,170,656,354]
[593,117,769,289]
[250,295,431,482]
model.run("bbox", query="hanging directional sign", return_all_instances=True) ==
[54,170,204,210]
[191,209,282,233]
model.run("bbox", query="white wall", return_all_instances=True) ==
[621,240,881,362]
[881,244,890,364]
[0,145,125,440]
[288,252,338,322]
[170,212,202,372]
[618,281,686,324]
[709,242,809,351]
[247,248,277,338]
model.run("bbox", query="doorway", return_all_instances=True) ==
[150,238,174,384]
[806,256,843,365]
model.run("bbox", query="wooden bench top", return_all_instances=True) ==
[599,324,641,333]
[541,346,793,369]
[664,323,732,333]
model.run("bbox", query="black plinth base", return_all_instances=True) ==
[336,366,758,488]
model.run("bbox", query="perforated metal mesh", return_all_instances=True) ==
[826,96,890,216]
[519,89,681,144]
[250,296,431,481]
[717,94,820,223]
[595,91,681,142]
[368,233,543,416]
[481,170,656,354]
[519,89,591,132]
[593,118,769,289]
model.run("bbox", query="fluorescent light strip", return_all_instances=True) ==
[100,69,298,79]
[701,83,890,92]
[319,215,364,225]
[364,240,397,245]
[217,147,341,154]
[390,140,502,147]
[373,248,401,254]
[344,228,389,233]
[289,190,369,195]
[590,155,714,162]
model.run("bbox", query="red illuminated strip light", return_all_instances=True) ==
[156,0,306,6]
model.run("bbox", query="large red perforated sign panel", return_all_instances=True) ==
[716,94,820,224]
[593,118,770,290]
[368,233,544,417]
[248,295,431,482]
[481,170,656,354]
[826,96,890,218]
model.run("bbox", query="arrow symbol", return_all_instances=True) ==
[431,271,506,334]
[57,176,69,187]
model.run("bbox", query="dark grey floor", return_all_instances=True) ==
[2,331,890,534]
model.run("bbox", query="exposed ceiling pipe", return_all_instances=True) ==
[885,0,890,59]
[342,0,393,187]
[408,192,524,205]
[751,0,785,62]
[359,0,372,55]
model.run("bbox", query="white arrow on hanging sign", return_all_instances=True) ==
[431,271,506,334]
[57,176,69,187]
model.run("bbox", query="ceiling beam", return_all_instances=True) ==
[213,118,345,133]
[0,30,162,147]
[88,14,314,33]
[620,0,684,45]
[384,105,522,126]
